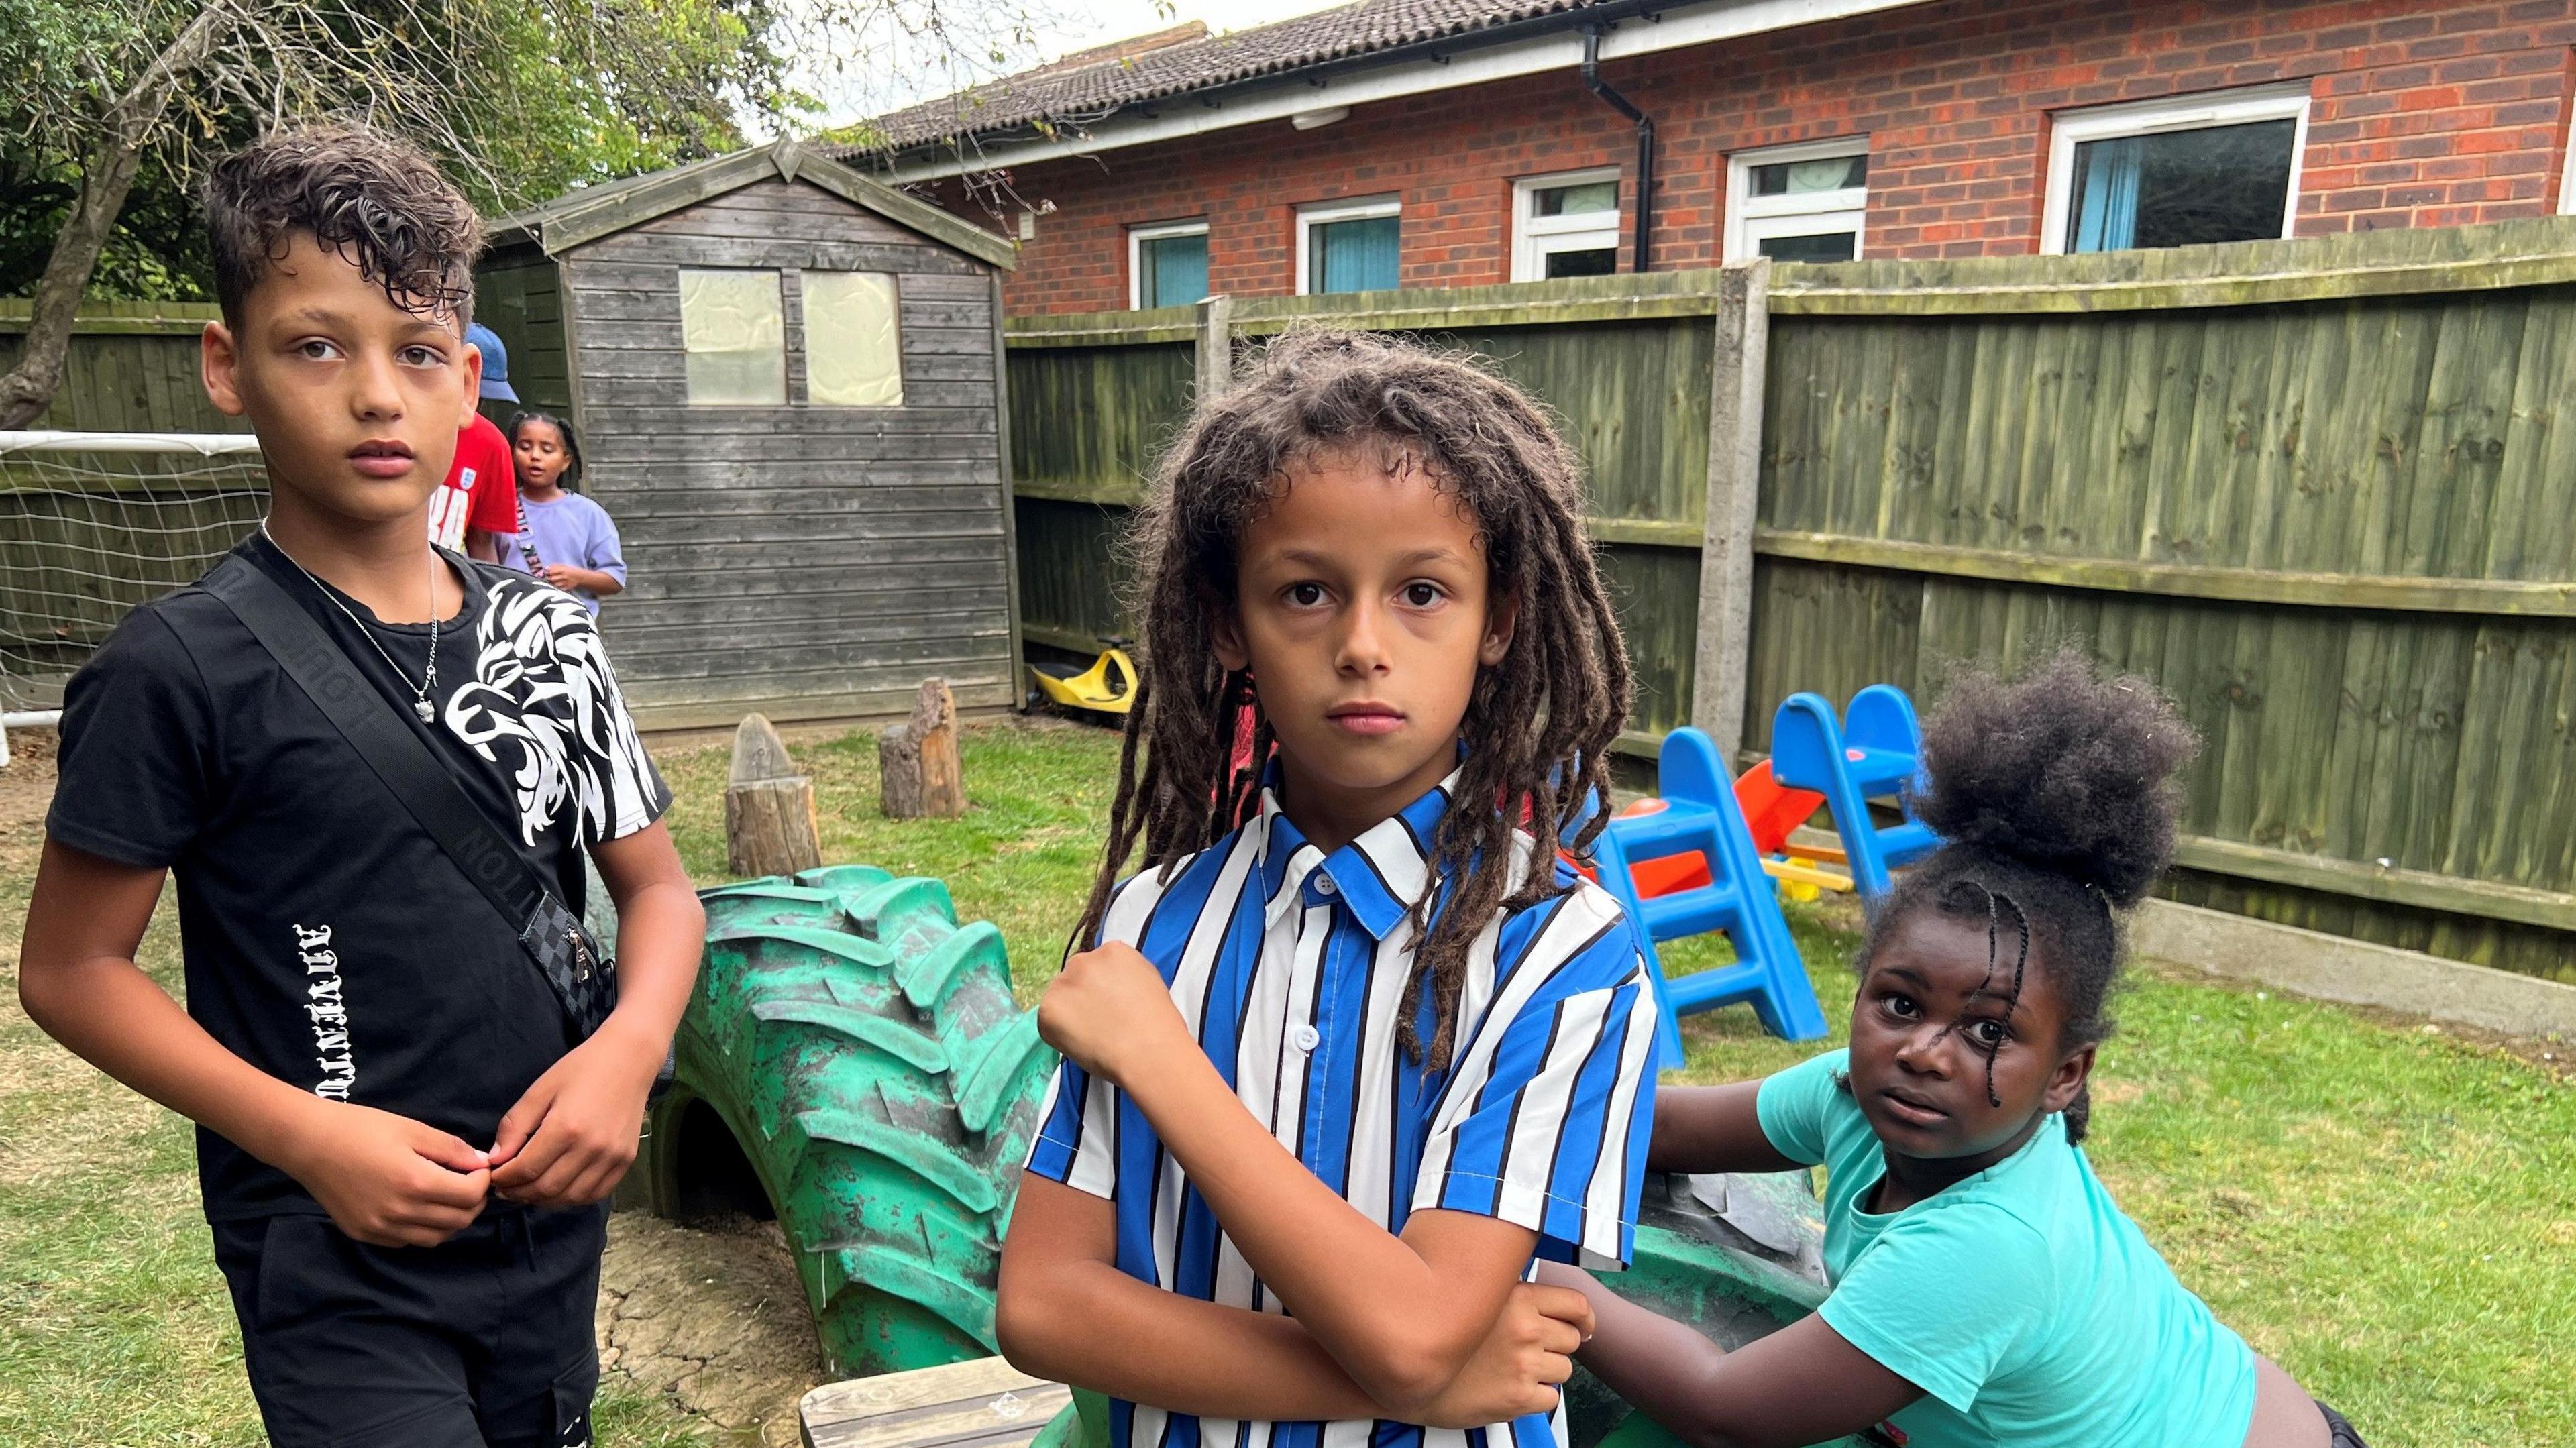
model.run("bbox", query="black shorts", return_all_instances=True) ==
[211,1203,608,1448]
[2319,1402,2370,1447]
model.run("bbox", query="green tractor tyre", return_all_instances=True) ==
[635,865,1059,1379]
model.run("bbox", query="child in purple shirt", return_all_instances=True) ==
[502,411,626,614]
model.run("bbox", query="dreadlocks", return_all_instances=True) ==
[1862,648,2200,1143]
[1069,329,1633,1073]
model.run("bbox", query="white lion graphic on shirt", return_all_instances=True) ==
[441,577,657,846]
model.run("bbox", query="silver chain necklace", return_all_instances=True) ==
[260,520,443,722]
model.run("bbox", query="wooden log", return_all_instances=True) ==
[879,677,967,818]
[727,779,823,877]
[724,713,820,878]
[800,1355,1069,1448]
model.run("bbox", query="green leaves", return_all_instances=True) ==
[0,0,803,302]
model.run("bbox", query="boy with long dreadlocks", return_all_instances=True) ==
[999,331,1660,1448]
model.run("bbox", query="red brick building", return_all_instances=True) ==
[855,0,2576,316]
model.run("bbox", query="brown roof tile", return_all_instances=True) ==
[853,0,1615,152]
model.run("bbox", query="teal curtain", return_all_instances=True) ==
[1142,233,1208,308]
[2072,137,2143,253]
[1312,216,1399,293]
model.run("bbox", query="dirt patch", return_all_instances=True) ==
[598,1211,828,1447]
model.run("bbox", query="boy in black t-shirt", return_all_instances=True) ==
[17,126,705,1448]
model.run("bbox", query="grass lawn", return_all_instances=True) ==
[5,718,2569,1445]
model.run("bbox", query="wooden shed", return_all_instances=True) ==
[477,140,1022,730]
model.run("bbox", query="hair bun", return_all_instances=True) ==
[1911,649,2200,908]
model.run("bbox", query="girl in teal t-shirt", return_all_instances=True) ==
[1544,652,2362,1448]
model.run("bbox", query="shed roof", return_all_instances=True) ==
[855,0,1618,152]
[490,140,1017,270]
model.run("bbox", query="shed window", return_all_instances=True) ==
[2043,85,2310,255]
[679,268,786,405]
[803,271,905,407]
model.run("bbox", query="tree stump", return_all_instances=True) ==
[725,713,822,878]
[879,678,967,820]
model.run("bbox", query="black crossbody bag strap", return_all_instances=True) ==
[203,554,615,1039]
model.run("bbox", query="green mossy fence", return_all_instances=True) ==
[1004,219,2576,983]
[0,300,241,433]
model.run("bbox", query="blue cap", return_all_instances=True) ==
[467,323,519,403]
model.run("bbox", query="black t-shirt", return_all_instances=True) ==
[46,533,672,1221]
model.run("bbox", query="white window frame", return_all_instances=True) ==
[1294,196,1401,296]
[1725,137,1869,264]
[1511,167,1623,282]
[2041,82,2312,256]
[1128,219,1210,310]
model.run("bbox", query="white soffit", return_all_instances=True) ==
[888,0,1931,181]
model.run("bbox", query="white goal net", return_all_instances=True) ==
[0,431,268,722]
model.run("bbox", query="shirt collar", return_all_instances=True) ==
[1255,765,1460,939]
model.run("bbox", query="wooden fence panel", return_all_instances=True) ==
[1754,239,2576,981]
[1429,317,1715,530]
[0,302,243,434]
[1013,497,1132,652]
[1008,341,1193,501]
[1003,223,2576,983]
[1004,299,1725,750]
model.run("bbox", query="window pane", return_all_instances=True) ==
[679,268,784,405]
[1544,246,1617,278]
[804,271,904,407]
[1311,215,1399,293]
[1140,232,1209,309]
[2068,118,2296,252]
[1752,154,1867,195]
[1536,180,1619,216]
[1756,231,1858,263]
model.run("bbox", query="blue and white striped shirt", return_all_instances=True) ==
[1028,771,1660,1448]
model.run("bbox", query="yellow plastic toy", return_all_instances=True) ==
[1029,637,1139,716]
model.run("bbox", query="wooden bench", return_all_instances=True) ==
[800,1357,1073,1448]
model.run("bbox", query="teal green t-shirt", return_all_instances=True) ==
[1756,1050,2256,1448]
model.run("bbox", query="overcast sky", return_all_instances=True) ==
[793,0,1355,130]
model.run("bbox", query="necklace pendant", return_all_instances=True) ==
[414,698,436,723]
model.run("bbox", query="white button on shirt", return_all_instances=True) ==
[1291,1023,1321,1053]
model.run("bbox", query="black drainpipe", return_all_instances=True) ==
[1580,26,1656,274]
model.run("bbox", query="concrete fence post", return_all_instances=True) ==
[1690,258,1771,766]
[1195,294,1235,402]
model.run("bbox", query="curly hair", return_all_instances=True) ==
[1071,329,1634,1073]
[203,124,483,329]
[1866,647,2200,1142]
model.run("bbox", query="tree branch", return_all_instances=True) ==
[1,1,248,428]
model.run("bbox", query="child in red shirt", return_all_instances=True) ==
[425,332,519,560]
